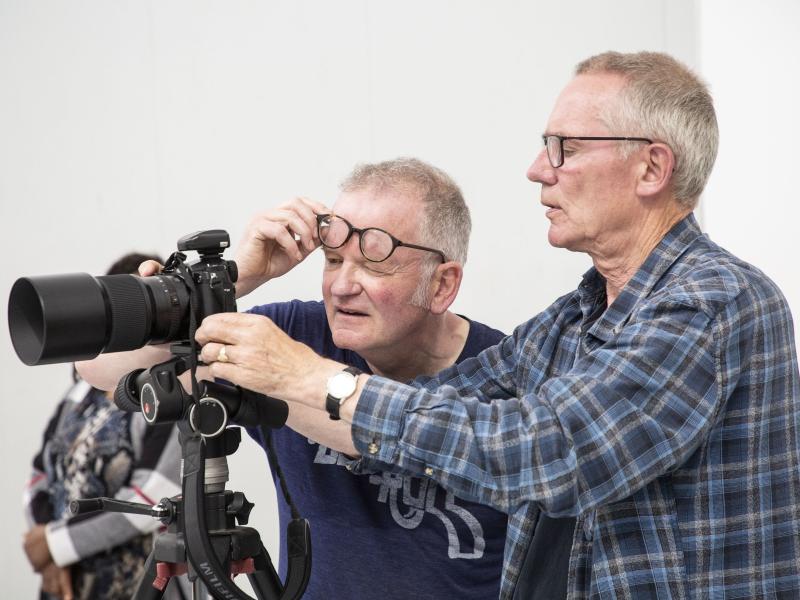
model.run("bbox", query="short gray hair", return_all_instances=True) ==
[576,51,719,208]
[340,157,471,265]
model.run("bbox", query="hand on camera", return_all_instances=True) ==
[235,197,330,298]
[196,312,335,404]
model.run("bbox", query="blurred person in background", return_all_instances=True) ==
[23,252,185,600]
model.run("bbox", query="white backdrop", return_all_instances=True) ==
[699,0,800,327]
[1,1,797,596]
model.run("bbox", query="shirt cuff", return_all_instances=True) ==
[45,520,80,567]
[351,375,413,469]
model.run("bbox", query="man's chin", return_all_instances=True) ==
[331,329,368,352]
[547,227,578,251]
[547,229,567,248]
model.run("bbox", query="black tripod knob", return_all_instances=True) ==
[228,492,255,525]
[114,368,145,412]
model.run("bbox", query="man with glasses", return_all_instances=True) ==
[78,157,509,599]
[196,51,800,599]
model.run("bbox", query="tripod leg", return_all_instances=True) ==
[192,579,207,599]
[133,550,168,600]
[246,544,283,600]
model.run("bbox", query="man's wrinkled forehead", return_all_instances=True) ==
[332,185,422,231]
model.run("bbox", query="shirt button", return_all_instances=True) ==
[367,442,379,455]
[583,511,595,541]
[424,467,434,477]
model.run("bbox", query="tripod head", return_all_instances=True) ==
[73,349,312,600]
[113,342,289,433]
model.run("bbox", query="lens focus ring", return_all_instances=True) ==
[100,275,152,353]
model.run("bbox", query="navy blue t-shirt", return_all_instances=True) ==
[247,300,506,600]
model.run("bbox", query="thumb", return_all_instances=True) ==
[138,260,164,277]
[58,566,74,600]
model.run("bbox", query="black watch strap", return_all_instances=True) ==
[326,366,362,421]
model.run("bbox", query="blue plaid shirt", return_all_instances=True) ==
[351,214,800,599]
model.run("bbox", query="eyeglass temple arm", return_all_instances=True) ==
[397,241,446,262]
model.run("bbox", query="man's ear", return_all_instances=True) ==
[636,142,675,198]
[428,262,463,315]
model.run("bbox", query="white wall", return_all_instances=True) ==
[699,0,800,348]
[2,1,794,596]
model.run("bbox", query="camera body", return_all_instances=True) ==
[8,229,238,366]
[168,229,238,327]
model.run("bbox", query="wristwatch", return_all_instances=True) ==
[325,366,362,420]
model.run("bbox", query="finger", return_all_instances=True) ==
[195,312,271,346]
[245,204,321,258]
[286,213,321,252]
[207,361,257,393]
[260,208,321,255]
[41,578,59,595]
[290,197,332,242]
[59,566,73,600]
[294,196,331,219]
[253,216,306,262]
[199,342,232,365]
[208,362,279,397]
[272,210,317,253]
[138,260,163,277]
[41,565,59,595]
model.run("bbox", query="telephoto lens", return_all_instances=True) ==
[8,272,191,366]
[8,229,237,366]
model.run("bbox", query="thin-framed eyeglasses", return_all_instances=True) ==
[316,213,446,263]
[542,135,653,168]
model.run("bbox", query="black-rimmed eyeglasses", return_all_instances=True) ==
[316,214,446,263]
[542,135,653,168]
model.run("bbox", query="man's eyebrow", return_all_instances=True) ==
[542,130,567,136]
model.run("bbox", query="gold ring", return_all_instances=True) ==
[217,345,229,363]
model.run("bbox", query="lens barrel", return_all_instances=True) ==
[8,273,189,365]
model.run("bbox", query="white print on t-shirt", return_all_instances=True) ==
[313,442,485,559]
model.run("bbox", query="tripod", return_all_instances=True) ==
[72,352,312,600]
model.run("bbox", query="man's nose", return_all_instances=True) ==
[329,262,363,296]
[527,147,556,185]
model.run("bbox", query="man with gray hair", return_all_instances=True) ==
[195,52,800,598]
[79,157,509,599]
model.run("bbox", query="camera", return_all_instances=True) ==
[8,230,237,366]
[8,228,310,599]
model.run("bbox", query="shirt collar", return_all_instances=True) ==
[578,213,704,343]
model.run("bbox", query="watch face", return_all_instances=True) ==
[328,371,357,399]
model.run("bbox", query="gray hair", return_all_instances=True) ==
[340,157,471,266]
[576,51,719,208]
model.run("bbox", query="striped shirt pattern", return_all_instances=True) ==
[351,214,800,599]
[25,380,182,567]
